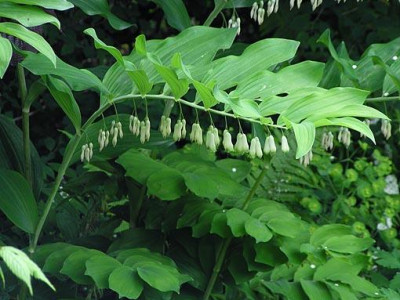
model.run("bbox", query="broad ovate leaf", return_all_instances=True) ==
[0,22,56,66]
[0,169,38,233]
[0,36,12,79]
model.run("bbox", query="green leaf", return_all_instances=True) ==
[21,52,106,93]
[147,169,186,201]
[117,150,168,184]
[322,235,374,254]
[183,170,219,200]
[1,0,74,10]
[325,282,358,300]
[215,159,251,182]
[69,0,131,30]
[0,246,54,294]
[383,58,400,95]
[0,22,56,66]
[210,212,232,238]
[0,169,38,233]
[290,121,315,159]
[193,80,217,108]
[300,280,331,300]
[314,258,363,281]
[226,208,251,237]
[0,266,4,288]
[134,34,147,56]
[154,64,188,99]
[372,56,400,92]
[127,26,237,84]
[24,79,46,109]
[0,36,12,79]
[375,249,400,269]
[85,255,121,289]
[236,61,324,99]
[0,246,32,294]
[202,38,300,90]
[0,116,43,199]
[254,242,287,266]
[125,62,153,96]
[109,266,143,299]
[317,29,358,82]
[151,0,191,31]
[310,224,353,247]
[60,249,101,285]
[244,217,273,243]
[45,76,81,132]
[43,245,82,274]
[314,117,376,144]
[227,97,261,118]
[0,3,60,28]
[84,28,124,65]
[137,261,181,293]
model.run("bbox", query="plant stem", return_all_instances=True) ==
[30,134,81,251]
[113,94,287,129]
[17,64,32,187]
[202,166,268,300]
[366,96,400,102]
[204,0,227,26]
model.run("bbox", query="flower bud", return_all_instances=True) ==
[160,115,166,132]
[263,136,270,154]
[381,120,391,140]
[250,2,258,19]
[206,130,216,152]
[249,137,258,158]
[80,145,87,162]
[140,121,146,144]
[165,117,172,137]
[89,142,93,159]
[235,133,244,152]
[117,122,123,139]
[257,8,265,25]
[299,150,313,167]
[105,131,110,146]
[181,119,186,138]
[268,135,276,153]
[145,118,151,141]
[173,120,183,141]
[195,124,203,145]
[327,132,334,150]
[134,117,140,136]
[99,131,106,151]
[111,120,116,133]
[190,123,197,142]
[98,129,103,144]
[223,130,234,152]
[281,135,290,153]
[212,127,220,147]
[129,115,134,132]
[112,127,119,147]
[84,145,91,162]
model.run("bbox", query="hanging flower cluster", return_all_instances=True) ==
[80,143,93,162]
[321,131,334,151]
[338,127,351,148]
[228,16,241,35]
[250,1,266,25]
[381,119,391,140]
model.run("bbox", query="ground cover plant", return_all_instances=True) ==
[0,0,400,299]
